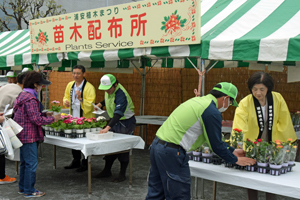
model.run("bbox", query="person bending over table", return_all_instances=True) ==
[95,74,136,182]
[63,65,96,172]
[232,72,297,200]
[146,82,256,200]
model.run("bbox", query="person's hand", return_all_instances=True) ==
[94,103,102,111]
[0,112,4,116]
[53,114,62,122]
[76,90,82,101]
[46,112,53,116]
[233,149,245,157]
[235,157,256,166]
[0,116,4,123]
[99,126,111,134]
[64,100,70,108]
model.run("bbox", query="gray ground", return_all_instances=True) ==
[0,144,299,200]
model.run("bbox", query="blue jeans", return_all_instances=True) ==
[19,142,38,194]
[146,137,191,200]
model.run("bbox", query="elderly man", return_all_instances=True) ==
[6,71,17,84]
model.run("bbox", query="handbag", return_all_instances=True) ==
[0,126,14,159]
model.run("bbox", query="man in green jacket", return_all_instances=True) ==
[146,82,256,200]
[95,74,136,182]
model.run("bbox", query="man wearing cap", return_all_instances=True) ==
[146,82,256,200]
[6,71,17,84]
[95,74,136,182]
[63,65,96,172]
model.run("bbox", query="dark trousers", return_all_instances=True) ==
[146,137,191,200]
[0,154,5,179]
[247,189,277,200]
[72,150,87,166]
[104,116,136,166]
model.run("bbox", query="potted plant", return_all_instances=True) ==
[255,139,270,173]
[192,147,201,162]
[83,118,92,133]
[201,143,212,163]
[51,120,62,136]
[74,119,84,138]
[61,118,74,138]
[90,118,97,132]
[231,128,243,149]
[96,116,107,131]
[269,141,285,176]
[245,138,256,171]
[44,124,51,135]
[49,100,62,115]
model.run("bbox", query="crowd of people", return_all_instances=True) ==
[0,68,297,200]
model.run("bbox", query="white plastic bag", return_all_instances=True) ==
[3,120,23,149]
[0,129,8,155]
[6,118,23,135]
[0,126,14,159]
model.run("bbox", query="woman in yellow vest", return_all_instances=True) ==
[232,72,296,200]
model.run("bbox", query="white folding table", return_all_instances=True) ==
[189,161,300,199]
[44,133,145,195]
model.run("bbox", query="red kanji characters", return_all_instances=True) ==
[130,12,147,37]
[70,22,82,42]
[88,20,101,40]
[108,17,123,38]
[53,25,64,43]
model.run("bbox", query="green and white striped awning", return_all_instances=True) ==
[2,0,300,69]
[200,0,300,62]
[0,29,63,68]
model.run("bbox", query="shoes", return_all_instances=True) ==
[24,190,45,198]
[0,175,16,184]
[18,190,24,194]
[95,170,112,178]
[64,160,80,169]
[76,165,87,172]
[113,174,126,183]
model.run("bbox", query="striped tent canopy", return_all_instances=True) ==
[0,29,63,68]
[1,0,300,69]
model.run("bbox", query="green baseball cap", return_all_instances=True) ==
[213,82,239,107]
[98,74,116,90]
[6,71,17,77]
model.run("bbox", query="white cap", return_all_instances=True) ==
[6,71,16,77]
[22,68,32,73]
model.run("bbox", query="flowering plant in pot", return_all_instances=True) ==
[83,118,92,132]
[96,116,107,131]
[231,128,243,149]
[49,100,62,114]
[192,147,201,162]
[269,140,286,175]
[90,118,97,132]
[244,138,256,171]
[254,139,270,173]
[50,120,63,136]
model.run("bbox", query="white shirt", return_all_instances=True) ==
[72,80,84,118]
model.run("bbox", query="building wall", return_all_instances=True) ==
[48,67,300,145]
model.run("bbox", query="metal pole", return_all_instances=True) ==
[200,59,205,96]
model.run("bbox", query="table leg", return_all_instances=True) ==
[213,181,217,200]
[53,145,56,169]
[200,178,205,200]
[145,124,148,146]
[88,156,92,195]
[15,161,18,175]
[129,149,132,188]
[194,177,198,199]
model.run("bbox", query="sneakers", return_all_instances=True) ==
[0,175,16,184]
[24,190,45,198]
